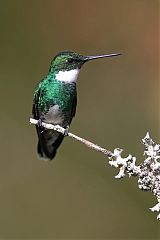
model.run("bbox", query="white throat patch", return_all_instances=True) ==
[55,69,80,83]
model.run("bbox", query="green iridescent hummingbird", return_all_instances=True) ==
[32,50,121,160]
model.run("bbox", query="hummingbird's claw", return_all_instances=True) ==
[64,125,69,136]
[38,119,42,127]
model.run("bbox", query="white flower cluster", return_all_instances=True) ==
[109,133,160,220]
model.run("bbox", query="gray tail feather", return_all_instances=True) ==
[37,133,64,160]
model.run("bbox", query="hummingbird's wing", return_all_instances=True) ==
[71,94,77,119]
[32,88,50,159]
[32,88,43,133]
[32,90,39,119]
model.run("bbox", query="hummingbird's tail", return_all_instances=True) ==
[37,130,64,160]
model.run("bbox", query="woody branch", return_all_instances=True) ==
[30,118,160,220]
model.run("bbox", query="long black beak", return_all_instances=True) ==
[84,53,122,61]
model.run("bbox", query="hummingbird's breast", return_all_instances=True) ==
[45,104,64,125]
[37,78,76,127]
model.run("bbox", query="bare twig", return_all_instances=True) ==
[30,118,112,157]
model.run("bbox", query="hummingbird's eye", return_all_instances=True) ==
[67,58,74,63]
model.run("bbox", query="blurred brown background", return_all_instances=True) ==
[0,0,159,239]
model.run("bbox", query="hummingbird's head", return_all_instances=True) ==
[49,50,121,83]
[50,50,88,72]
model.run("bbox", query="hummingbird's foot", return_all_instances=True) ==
[38,119,46,134]
[64,125,69,136]
[37,119,42,127]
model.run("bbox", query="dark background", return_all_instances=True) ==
[0,0,159,239]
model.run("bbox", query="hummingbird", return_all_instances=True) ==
[32,50,121,160]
